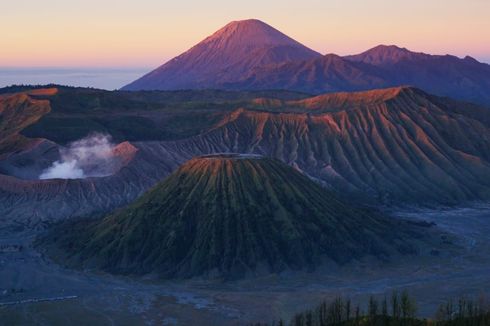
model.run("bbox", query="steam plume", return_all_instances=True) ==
[39,133,118,180]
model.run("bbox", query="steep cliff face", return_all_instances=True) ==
[0,90,54,158]
[152,87,490,204]
[42,155,432,279]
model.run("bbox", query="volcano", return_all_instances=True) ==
[343,45,490,105]
[122,20,490,105]
[122,19,321,91]
[42,154,435,279]
[1,86,490,227]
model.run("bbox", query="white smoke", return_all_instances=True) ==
[39,133,118,180]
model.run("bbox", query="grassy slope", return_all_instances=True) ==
[43,156,426,279]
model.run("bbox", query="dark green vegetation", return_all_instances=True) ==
[40,155,435,279]
[254,293,490,326]
[3,85,308,144]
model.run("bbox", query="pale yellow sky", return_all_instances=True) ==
[1,0,489,67]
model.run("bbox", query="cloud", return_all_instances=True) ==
[39,133,118,180]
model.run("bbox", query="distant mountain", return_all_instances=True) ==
[122,19,321,91]
[344,45,490,105]
[122,20,490,105]
[344,45,428,65]
[230,53,389,94]
[233,45,490,104]
[41,154,435,279]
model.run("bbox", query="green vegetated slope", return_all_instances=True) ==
[42,155,432,279]
[11,85,309,144]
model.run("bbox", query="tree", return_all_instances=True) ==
[293,313,304,326]
[392,291,401,318]
[369,295,379,317]
[401,290,416,319]
[345,298,351,321]
[305,310,312,326]
[382,296,388,317]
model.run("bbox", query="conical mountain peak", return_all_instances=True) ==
[202,19,310,49]
[42,154,430,279]
[122,19,320,91]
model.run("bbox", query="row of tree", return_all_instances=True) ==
[435,295,490,324]
[251,292,490,326]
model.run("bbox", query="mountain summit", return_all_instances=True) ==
[41,154,434,279]
[122,20,490,105]
[343,45,428,65]
[122,19,320,91]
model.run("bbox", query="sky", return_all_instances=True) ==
[1,0,489,69]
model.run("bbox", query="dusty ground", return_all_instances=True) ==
[0,205,489,325]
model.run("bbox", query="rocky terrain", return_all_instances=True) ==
[0,86,490,229]
[0,88,54,158]
[186,87,490,203]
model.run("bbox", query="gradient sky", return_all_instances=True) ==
[2,0,490,68]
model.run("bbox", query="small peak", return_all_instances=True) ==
[318,53,348,65]
[292,86,424,110]
[322,53,343,59]
[204,18,304,48]
[215,19,274,34]
[464,55,479,63]
[345,45,425,65]
[226,19,267,27]
[370,44,410,53]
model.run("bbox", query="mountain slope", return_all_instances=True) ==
[231,45,490,104]
[1,86,489,228]
[0,89,56,159]
[344,45,429,65]
[122,19,320,91]
[160,87,490,204]
[230,53,388,93]
[344,45,490,105]
[122,19,490,105]
[42,154,433,279]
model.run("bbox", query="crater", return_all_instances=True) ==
[0,135,138,180]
